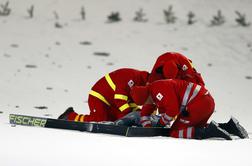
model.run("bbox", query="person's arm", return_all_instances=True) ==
[157,107,178,127]
[113,85,132,113]
[158,89,180,126]
[140,96,157,127]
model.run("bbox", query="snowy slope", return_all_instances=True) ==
[0,0,252,165]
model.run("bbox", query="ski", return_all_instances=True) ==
[9,114,170,137]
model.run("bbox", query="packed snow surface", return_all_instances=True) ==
[0,0,252,165]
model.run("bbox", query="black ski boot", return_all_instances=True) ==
[58,107,75,120]
[218,117,249,139]
[195,121,232,140]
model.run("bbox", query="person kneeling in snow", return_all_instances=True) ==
[130,79,248,140]
[58,68,149,124]
[116,52,207,126]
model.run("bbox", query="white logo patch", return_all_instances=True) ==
[156,93,163,101]
[128,80,134,87]
[182,64,188,71]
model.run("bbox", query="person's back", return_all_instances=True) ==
[91,68,148,107]
[142,79,208,118]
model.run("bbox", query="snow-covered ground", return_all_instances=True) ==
[0,0,252,165]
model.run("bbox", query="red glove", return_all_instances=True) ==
[159,113,173,126]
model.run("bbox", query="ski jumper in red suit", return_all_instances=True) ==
[148,52,205,86]
[67,68,149,122]
[131,79,215,139]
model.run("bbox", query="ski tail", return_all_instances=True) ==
[9,114,47,127]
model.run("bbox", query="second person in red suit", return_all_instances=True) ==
[131,79,235,140]
[58,68,149,123]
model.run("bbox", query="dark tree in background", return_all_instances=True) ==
[211,10,225,26]
[53,11,59,20]
[107,12,121,23]
[53,11,63,28]
[80,6,85,20]
[27,5,34,18]
[163,5,177,24]
[133,8,148,22]
[187,11,196,25]
[0,1,11,16]
[235,11,250,27]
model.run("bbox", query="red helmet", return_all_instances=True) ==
[163,61,178,79]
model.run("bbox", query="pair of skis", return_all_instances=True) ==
[9,114,170,137]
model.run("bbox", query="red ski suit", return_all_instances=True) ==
[148,52,205,86]
[68,68,149,122]
[139,79,215,139]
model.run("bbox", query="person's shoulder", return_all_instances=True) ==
[150,79,173,86]
[153,79,188,87]
[115,68,141,73]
